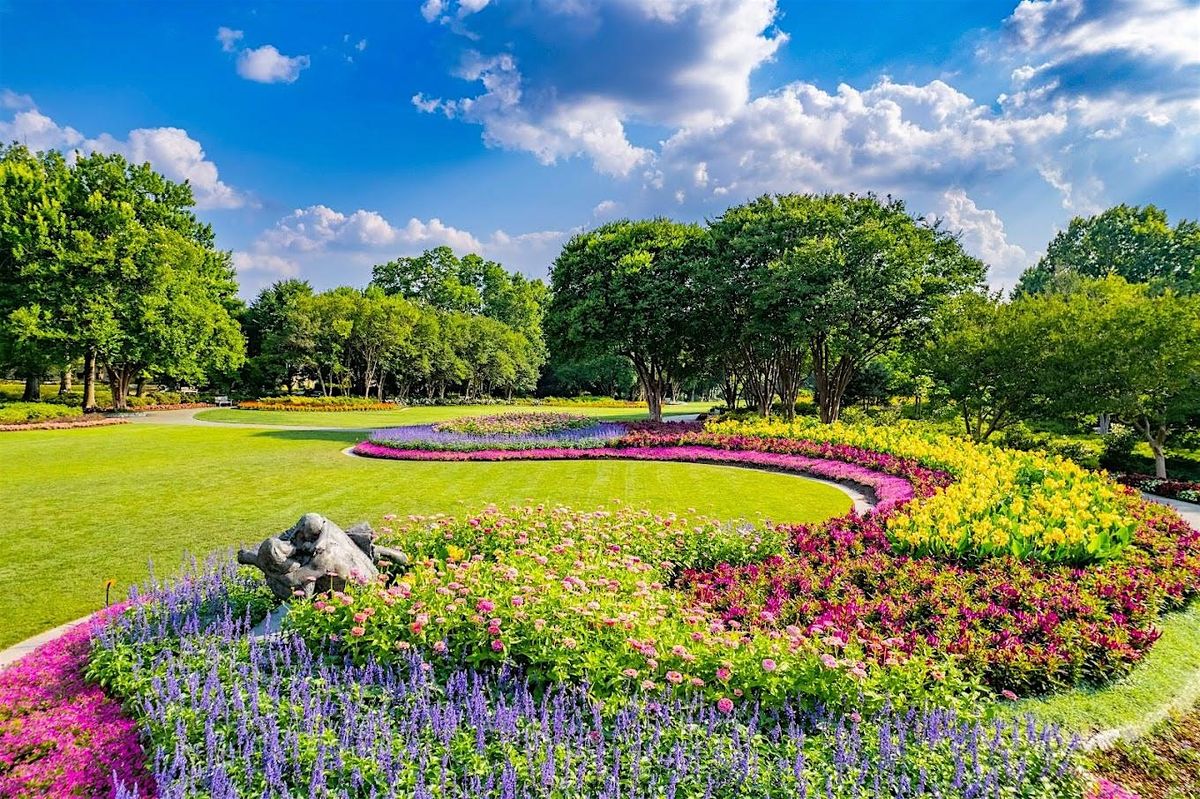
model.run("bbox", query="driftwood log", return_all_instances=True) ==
[237,513,408,600]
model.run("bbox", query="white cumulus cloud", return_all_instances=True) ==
[934,189,1031,288]
[0,103,245,210]
[414,0,786,176]
[237,45,311,84]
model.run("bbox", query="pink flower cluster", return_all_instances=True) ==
[353,441,914,513]
[0,609,154,799]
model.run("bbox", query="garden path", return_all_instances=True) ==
[1142,492,1200,530]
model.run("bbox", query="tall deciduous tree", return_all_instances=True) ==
[548,219,705,421]
[711,194,984,423]
[0,145,71,400]
[924,292,1054,440]
[1052,277,1200,478]
[1015,204,1199,295]
[60,153,244,409]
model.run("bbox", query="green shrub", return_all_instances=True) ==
[0,402,82,425]
[1101,424,1141,472]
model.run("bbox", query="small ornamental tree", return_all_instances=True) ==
[1072,278,1200,478]
[548,219,706,421]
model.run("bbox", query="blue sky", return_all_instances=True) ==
[2,0,1197,296]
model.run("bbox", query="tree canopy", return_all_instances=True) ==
[0,144,245,408]
[547,219,706,421]
[1015,204,1199,296]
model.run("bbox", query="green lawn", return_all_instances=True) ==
[0,421,850,648]
[193,401,715,428]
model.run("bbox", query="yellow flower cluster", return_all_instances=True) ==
[710,418,1139,563]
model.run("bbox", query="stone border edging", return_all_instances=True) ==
[0,612,99,670]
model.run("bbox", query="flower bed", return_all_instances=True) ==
[352,418,1200,695]
[0,417,128,432]
[1116,473,1200,504]
[354,441,916,511]
[0,401,82,426]
[239,396,397,411]
[366,421,626,452]
[0,608,153,799]
[85,562,1098,799]
[433,411,596,436]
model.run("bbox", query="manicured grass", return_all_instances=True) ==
[194,402,715,429]
[0,422,850,648]
[998,601,1200,736]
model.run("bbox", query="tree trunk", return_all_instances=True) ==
[135,377,146,397]
[775,347,807,423]
[105,363,137,411]
[631,358,665,422]
[1135,417,1170,478]
[59,368,73,395]
[82,350,97,411]
[811,336,856,424]
[1152,443,1167,479]
[22,375,39,402]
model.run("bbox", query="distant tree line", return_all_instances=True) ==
[241,247,547,400]
[3,140,1194,466]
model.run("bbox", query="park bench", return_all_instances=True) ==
[214,396,234,407]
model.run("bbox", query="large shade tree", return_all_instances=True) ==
[0,146,245,409]
[711,194,984,423]
[62,153,245,408]
[1049,277,1200,478]
[0,145,71,400]
[548,219,706,421]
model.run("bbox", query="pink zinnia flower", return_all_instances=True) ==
[716,697,734,714]
[491,639,505,652]
[666,671,683,684]
[820,654,838,669]
[350,626,365,637]
[476,599,495,613]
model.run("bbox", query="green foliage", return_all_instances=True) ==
[371,245,548,339]
[0,401,80,425]
[1101,424,1142,472]
[242,281,545,401]
[707,193,985,424]
[1016,204,1199,295]
[547,218,707,420]
[0,145,246,408]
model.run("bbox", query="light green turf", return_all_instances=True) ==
[996,601,1200,735]
[194,402,715,429]
[0,422,850,648]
